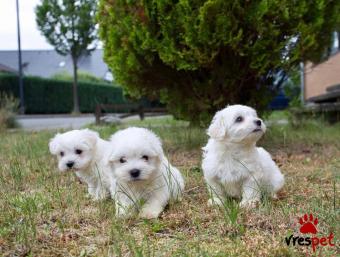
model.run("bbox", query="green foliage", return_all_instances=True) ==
[283,66,302,107]
[35,0,97,58]
[52,70,111,84]
[98,0,340,125]
[36,0,99,113]
[0,74,127,114]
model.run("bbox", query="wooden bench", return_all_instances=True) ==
[95,104,167,125]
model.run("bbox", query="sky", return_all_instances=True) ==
[0,1,338,52]
[0,0,52,50]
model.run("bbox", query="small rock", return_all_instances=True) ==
[100,115,121,125]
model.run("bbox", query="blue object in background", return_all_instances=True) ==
[269,89,290,110]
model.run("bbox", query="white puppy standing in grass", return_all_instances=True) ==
[107,127,184,219]
[202,105,284,208]
[49,129,113,200]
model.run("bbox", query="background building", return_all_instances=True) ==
[0,49,113,81]
[304,52,340,101]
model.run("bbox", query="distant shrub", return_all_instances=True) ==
[0,74,128,114]
[0,93,19,131]
[51,70,112,84]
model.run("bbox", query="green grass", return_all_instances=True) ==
[0,116,339,256]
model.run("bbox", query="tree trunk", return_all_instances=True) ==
[72,55,80,114]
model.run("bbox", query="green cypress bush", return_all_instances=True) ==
[98,0,340,125]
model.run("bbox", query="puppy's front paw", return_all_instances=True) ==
[115,207,131,219]
[208,197,223,206]
[271,193,278,200]
[115,202,134,218]
[239,199,259,208]
[92,190,109,201]
[139,206,163,219]
[139,211,160,219]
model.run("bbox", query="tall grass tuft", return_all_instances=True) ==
[162,161,183,205]
[0,93,19,131]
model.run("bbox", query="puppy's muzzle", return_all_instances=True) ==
[253,119,263,132]
[66,161,75,169]
[254,119,262,127]
[130,169,141,178]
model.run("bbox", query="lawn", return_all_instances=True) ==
[0,116,339,256]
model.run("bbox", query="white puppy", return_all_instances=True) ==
[49,129,113,200]
[107,127,184,219]
[202,105,284,207]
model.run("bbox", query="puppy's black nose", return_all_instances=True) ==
[255,120,262,126]
[66,161,74,168]
[130,169,140,178]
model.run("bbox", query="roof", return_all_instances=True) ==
[0,63,17,73]
[0,49,111,80]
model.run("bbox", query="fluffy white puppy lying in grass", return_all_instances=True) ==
[202,105,284,207]
[49,129,113,200]
[107,127,184,219]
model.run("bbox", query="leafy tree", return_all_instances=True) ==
[98,0,340,124]
[36,0,98,113]
[283,66,302,107]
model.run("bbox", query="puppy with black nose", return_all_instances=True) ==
[202,105,284,208]
[107,127,184,219]
[49,129,113,200]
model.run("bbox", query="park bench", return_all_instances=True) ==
[95,103,167,125]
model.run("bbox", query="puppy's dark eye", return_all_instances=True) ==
[235,116,243,123]
[142,155,149,161]
[75,149,82,155]
[60,151,64,157]
[119,157,126,163]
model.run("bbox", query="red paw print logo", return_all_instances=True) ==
[299,213,318,234]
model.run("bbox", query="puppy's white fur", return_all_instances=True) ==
[202,105,284,207]
[49,129,113,200]
[107,127,184,219]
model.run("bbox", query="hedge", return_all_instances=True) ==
[0,73,129,114]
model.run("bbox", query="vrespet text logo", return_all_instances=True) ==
[285,213,335,252]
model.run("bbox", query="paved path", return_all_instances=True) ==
[16,115,96,131]
[15,114,160,131]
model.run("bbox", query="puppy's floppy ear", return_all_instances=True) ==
[105,146,118,166]
[49,134,61,155]
[82,129,99,148]
[144,129,164,158]
[207,111,227,140]
[107,153,115,165]
[152,136,164,158]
